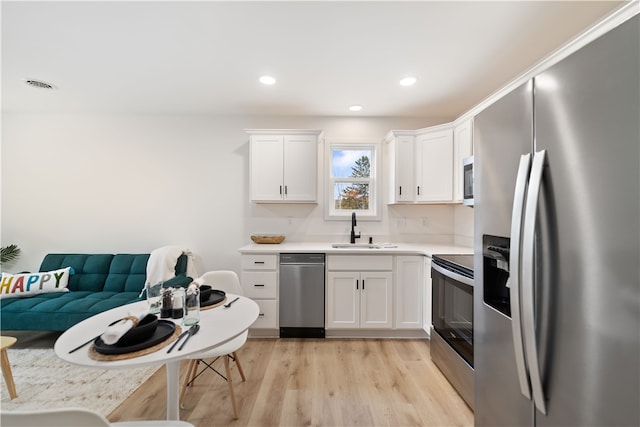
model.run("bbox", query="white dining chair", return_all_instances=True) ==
[0,407,194,427]
[179,270,248,419]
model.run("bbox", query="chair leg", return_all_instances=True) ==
[223,355,239,419]
[232,351,246,382]
[180,359,198,406]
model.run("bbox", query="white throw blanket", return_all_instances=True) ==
[100,307,149,345]
[145,246,198,285]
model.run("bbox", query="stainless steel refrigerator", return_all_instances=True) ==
[473,14,639,427]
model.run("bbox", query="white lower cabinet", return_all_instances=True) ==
[395,256,424,329]
[240,252,432,336]
[252,300,277,329]
[326,255,393,330]
[423,257,432,336]
[240,254,278,331]
[327,271,393,329]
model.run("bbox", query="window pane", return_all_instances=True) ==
[334,182,369,210]
[331,149,371,178]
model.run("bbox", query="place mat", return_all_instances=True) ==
[88,324,182,361]
[201,295,227,311]
[93,320,175,355]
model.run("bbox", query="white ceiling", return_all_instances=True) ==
[1,1,624,119]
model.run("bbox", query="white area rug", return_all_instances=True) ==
[1,348,159,417]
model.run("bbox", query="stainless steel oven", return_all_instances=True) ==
[431,253,474,409]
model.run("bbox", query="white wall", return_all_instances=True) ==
[1,113,472,274]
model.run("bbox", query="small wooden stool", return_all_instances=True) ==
[1,336,18,399]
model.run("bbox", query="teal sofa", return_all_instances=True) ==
[0,253,187,331]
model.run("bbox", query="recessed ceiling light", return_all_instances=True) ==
[399,77,417,87]
[24,79,56,90]
[259,76,276,85]
[349,105,363,112]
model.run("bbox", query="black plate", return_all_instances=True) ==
[201,289,225,307]
[93,320,176,355]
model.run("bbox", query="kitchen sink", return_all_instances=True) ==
[331,243,383,249]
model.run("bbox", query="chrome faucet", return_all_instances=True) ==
[350,212,361,244]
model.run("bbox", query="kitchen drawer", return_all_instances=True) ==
[241,271,277,298]
[252,299,277,329]
[241,254,278,270]
[327,255,393,271]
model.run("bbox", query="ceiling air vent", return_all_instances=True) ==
[24,79,56,90]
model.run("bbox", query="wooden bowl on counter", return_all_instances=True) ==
[251,235,285,244]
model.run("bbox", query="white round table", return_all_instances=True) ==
[54,295,258,420]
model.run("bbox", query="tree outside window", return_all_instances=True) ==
[335,155,370,209]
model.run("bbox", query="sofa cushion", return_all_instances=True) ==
[40,254,114,292]
[103,254,150,293]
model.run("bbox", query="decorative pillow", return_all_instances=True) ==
[162,274,193,289]
[0,267,72,299]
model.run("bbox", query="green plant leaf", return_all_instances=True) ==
[1,244,21,264]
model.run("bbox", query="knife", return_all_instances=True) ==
[166,329,190,353]
[69,334,102,354]
[178,324,200,351]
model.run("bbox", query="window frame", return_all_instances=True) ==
[324,139,381,221]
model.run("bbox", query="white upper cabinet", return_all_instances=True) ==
[385,132,416,202]
[385,124,454,204]
[415,127,453,202]
[248,129,322,203]
[453,119,474,202]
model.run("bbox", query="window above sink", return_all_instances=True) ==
[324,140,381,221]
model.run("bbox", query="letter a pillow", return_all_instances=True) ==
[0,267,72,299]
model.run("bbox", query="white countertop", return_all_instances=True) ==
[238,242,473,257]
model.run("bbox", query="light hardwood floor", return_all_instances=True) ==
[108,338,474,427]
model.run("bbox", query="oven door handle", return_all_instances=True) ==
[522,149,547,415]
[431,262,473,287]
[507,153,532,400]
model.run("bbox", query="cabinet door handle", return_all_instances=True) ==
[284,185,288,195]
[399,186,402,196]
[279,185,283,195]
[254,284,265,287]
[356,279,359,290]
[362,279,365,290]
[259,313,265,317]
[254,261,265,265]
[417,186,421,196]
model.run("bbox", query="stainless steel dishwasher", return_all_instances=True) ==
[279,253,325,338]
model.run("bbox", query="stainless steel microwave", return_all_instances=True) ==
[463,156,474,206]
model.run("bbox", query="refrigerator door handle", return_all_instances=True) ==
[507,153,532,400]
[522,149,547,415]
